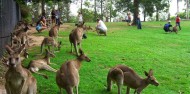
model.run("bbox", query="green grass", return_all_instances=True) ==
[23,21,190,94]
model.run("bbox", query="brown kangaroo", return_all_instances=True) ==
[107,65,159,94]
[5,44,37,94]
[69,22,85,56]
[12,23,30,47]
[172,25,178,34]
[28,49,57,74]
[56,49,91,94]
[41,37,62,54]
[49,24,60,40]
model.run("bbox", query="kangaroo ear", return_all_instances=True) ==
[144,71,149,76]
[5,45,14,55]
[79,48,84,55]
[17,44,25,54]
[149,69,153,76]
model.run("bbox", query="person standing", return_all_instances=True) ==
[127,12,131,26]
[137,14,142,29]
[51,9,56,24]
[175,15,181,30]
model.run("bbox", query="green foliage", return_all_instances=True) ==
[170,12,186,20]
[81,9,95,22]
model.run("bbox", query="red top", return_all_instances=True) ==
[176,16,180,22]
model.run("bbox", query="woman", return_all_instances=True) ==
[36,16,47,33]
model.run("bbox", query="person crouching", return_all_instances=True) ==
[164,21,172,32]
[96,18,108,36]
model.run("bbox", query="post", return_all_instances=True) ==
[177,0,179,14]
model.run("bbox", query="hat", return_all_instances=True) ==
[168,20,171,23]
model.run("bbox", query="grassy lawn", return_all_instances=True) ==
[23,21,190,94]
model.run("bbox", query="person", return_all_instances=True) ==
[137,14,142,29]
[127,12,131,26]
[36,16,47,33]
[78,12,83,23]
[96,18,107,36]
[31,13,35,26]
[163,21,172,32]
[51,9,56,24]
[175,15,181,30]
[55,9,60,25]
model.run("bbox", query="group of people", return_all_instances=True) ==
[35,9,61,33]
[164,15,181,32]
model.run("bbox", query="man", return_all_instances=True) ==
[176,15,181,30]
[164,21,172,32]
[96,18,107,36]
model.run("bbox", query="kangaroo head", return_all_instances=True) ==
[78,48,91,62]
[144,69,159,86]
[45,49,55,58]
[6,44,25,67]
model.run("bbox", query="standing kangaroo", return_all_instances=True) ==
[41,37,62,54]
[49,24,60,40]
[56,49,91,94]
[107,65,159,94]
[28,49,57,73]
[69,22,85,56]
[5,45,37,94]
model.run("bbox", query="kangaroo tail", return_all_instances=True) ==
[35,72,48,79]
[44,65,57,73]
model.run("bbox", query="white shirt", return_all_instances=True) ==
[97,20,107,31]
[78,14,83,22]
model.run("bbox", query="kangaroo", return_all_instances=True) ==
[5,44,29,59]
[28,49,57,74]
[107,65,159,94]
[172,25,178,34]
[40,37,62,54]
[5,44,37,94]
[49,24,60,40]
[69,22,85,56]
[56,49,91,94]
[12,24,30,47]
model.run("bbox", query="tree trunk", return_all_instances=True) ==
[81,0,83,13]
[132,0,139,25]
[143,10,146,22]
[101,0,103,20]
[156,10,159,21]
[94,0,97,22]
[66,4,70,22]
[41,0,45,16]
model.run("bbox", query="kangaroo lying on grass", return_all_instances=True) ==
[41,37,62,54]
[69,22,85,56]
[56,49,91,94]
[28,49,57,75]
[4,44,37,94]
[107,65,159,94]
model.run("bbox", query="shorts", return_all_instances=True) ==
[36,25,41,31]
[97,27,107,33]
